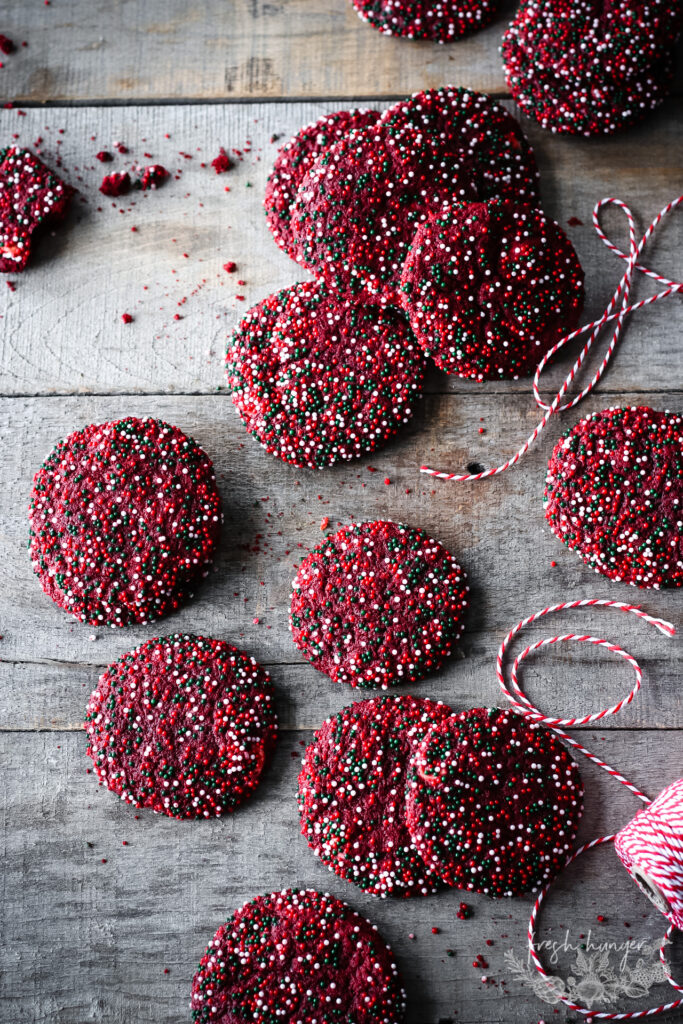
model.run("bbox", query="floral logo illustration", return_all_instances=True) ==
[504,931,671,1007]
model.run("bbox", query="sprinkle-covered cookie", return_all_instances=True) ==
[379,87,540,202]
[406,707,584,896]
[399,199,584,380]
[544,406,683,588]
[0,147,73,272]
[28,417,222,627]
[191,888,407,1024]
[293,123,473,303]
[349,0,501,41]
[265,108,379,260]
[502,0,681,135]
[298,695,452,897]
[225,282,425,469]
[85,634,277,819]
[293,88,539,302]
[290,520,468,688]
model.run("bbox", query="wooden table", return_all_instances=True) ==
[0,3,681,1022]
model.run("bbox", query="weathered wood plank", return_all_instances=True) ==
[0,0,513,103]
[0,103,681,398]
[1,392,680,729]
[1,729,681,1024]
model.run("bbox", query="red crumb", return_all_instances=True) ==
[223,261,237,273]
[211,147,233,174]
[320,516,329,530]
[100,171,131,197]
[567,216,584,226]
[95,151,113,163]
[0,35,15,55]
[121,313,133,324]
[140,164,169,190]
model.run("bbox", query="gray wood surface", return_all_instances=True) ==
[1,21,682,1024]
[0,0,511,102]
[0,103,680,398]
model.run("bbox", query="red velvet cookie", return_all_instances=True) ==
[502,0,681,135]
[28,417,222,627]
[85,634,277,819]
[379,87,540,202]
[290,520,468,688]
[292,122,473,303]
[349,0,501,40]
[265,108,379,259]
[0,147,73,272]
[544,406,683,588]
[406,707,584,896]
[191,888,406,1024]
[293,88,539,302]
[225,281,425,469]
[399,199,584,380]
[298,695,452,897]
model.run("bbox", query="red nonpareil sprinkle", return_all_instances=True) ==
[223,261,237,273]
[100,171,131,197]
[173,313,182,321]
[431,927,440,934]
[95,151,113,163]
[211,147,233,174]
[140,164,169,190]
[121,313,133,324]
[384,477,391,485]
[550,560,557,567]
[0,35,15,55]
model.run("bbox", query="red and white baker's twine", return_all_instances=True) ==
[496,598,682,1019]
[421,196,683,481]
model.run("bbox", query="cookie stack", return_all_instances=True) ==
[227,86,585,468]
[502,0,683,135]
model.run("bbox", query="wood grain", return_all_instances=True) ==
[0,0,512,103]
[0,103,680,399]
[1,728,681,1024]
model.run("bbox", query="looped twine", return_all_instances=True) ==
[421,196,683,482]
[496,598,682,1019]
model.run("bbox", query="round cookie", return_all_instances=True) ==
[225,281,425,469]
[264,108,379,259]
[379,87,540,202]
[290,519,468,688]
[293,121,474,303]
[191,888,407,1024]
[399,199,585,380]
[298,695,453,897]
[544,406,683,588]
[406,707,584,897]
[349,0,501,41]
[85,634,277,819]
[502,0,681,135]
[28,417,222,627]
[293,88,539,302]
